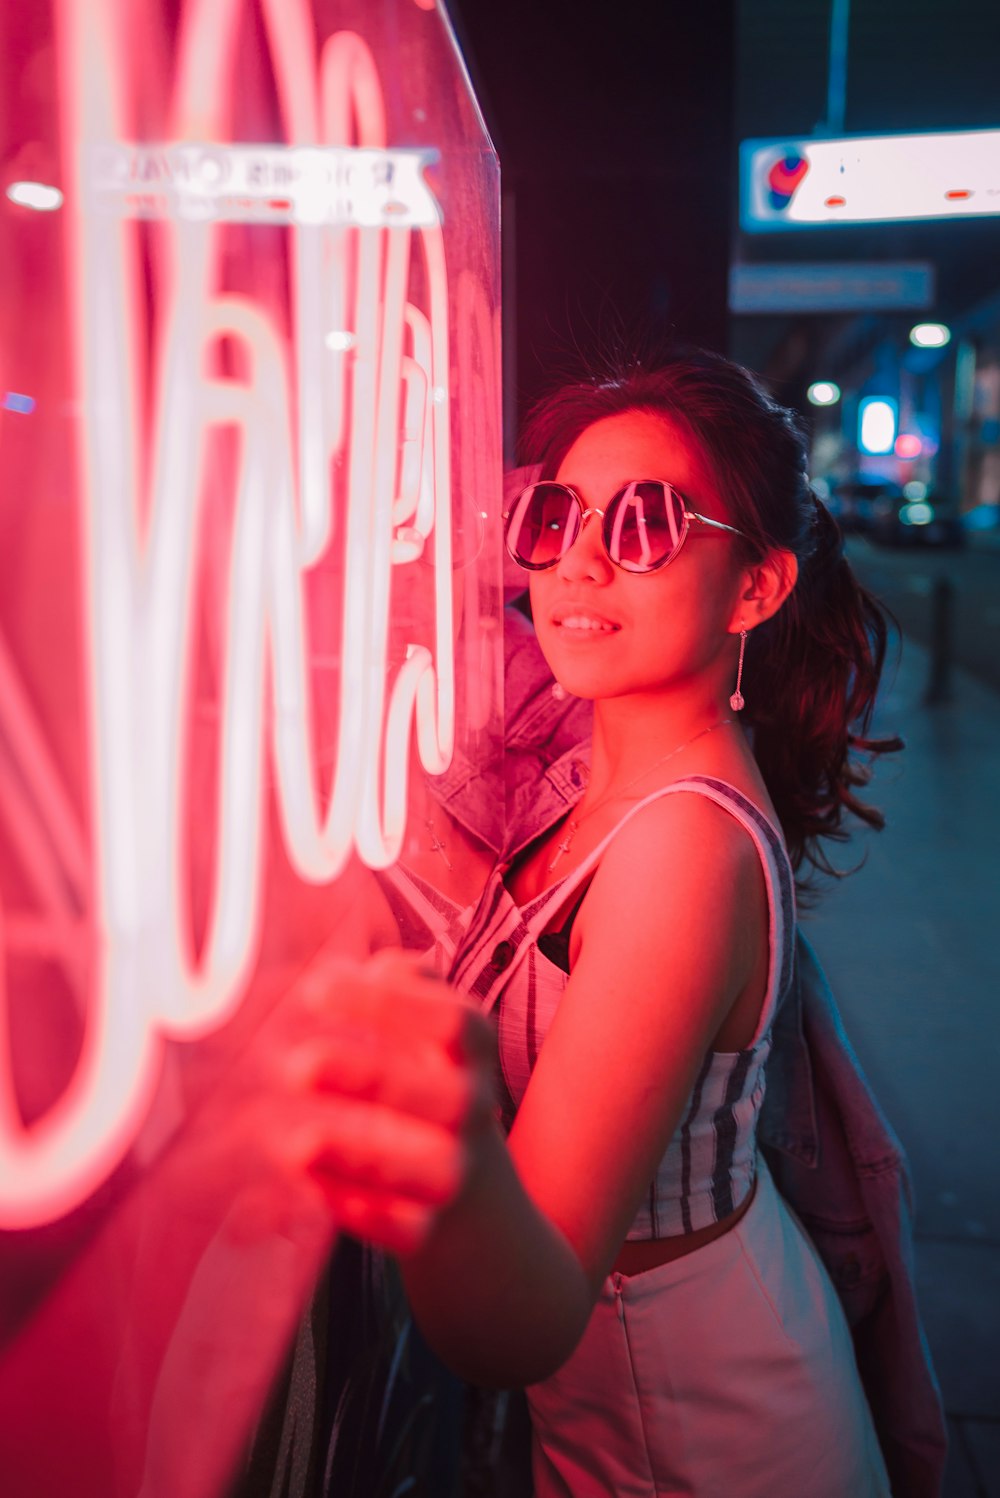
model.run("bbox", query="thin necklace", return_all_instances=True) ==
[425,817,453,870]
[547,718,735,872]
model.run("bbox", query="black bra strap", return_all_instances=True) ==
[536,880,592,974]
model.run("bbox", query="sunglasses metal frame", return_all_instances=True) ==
[502,479,748,574]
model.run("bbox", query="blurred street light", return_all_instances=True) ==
[859,396,898,454]
[910,322,951,348]
[807,380,841,406]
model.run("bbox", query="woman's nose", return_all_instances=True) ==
[555,510,613,583]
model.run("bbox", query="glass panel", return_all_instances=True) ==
[0,3,502,1493]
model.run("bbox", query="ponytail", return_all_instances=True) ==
[744,497,903,892]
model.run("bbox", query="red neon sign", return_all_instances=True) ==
[0,0,501,1231]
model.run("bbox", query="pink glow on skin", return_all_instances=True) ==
[0,0,457,1230]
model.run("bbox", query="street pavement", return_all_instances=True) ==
[802,626,1000,1497]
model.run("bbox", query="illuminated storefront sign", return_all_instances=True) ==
[0,0,501,1232]
[740,128,1000,230]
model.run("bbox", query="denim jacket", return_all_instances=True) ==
[760,934,947,1498]
[436,603,946,1498]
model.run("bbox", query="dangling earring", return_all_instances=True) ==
[730,625,748,712]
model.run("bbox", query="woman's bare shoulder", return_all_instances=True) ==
[568,787,767,987]
[596,782,764,886]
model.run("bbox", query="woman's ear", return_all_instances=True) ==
[729,549,798,632]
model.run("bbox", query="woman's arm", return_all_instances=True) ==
[306,796,767,1387]
[505,793,766,1281]
[396,792,769,1386]
[288,951,593,1385]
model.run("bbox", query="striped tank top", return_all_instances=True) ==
[449,776,796,1239]
[375,864,477,977]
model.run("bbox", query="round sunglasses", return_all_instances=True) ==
[503,479,748,574]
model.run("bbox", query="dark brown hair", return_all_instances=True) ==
[519,347,903,888]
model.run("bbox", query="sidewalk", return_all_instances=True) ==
[964,511,1000,554]
[802,634,1000,1498]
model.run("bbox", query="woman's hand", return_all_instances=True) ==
[278,949,496,1257]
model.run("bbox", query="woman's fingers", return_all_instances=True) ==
[288,950,496,1127]
[288,1096,465,1205]
[310,1182,439,1257]
[299,950,471,1046]
[285,1036,477,1130]
[259,948,498,1254]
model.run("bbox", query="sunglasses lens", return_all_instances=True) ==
[505,483,579,569]
[604,482,685,571]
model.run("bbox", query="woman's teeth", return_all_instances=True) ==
[558,616,618,632]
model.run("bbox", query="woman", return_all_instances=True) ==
[314,351,901,1495]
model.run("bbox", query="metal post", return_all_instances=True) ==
[924,576,955,705]
[825,0,851,135]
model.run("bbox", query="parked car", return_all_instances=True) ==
[961,503,1000,534]
[868,492,964,549]
[824,477,903,534]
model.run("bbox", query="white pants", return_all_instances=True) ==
[526,1157,891,1497]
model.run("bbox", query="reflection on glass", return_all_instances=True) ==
[0,2,501,1494]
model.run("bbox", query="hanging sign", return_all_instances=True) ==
[741,128,1000,230]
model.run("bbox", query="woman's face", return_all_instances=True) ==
[529,409,748,704]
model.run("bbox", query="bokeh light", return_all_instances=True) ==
[858,397,898,455]
[6,179,63,211]
[909,323,951,348]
